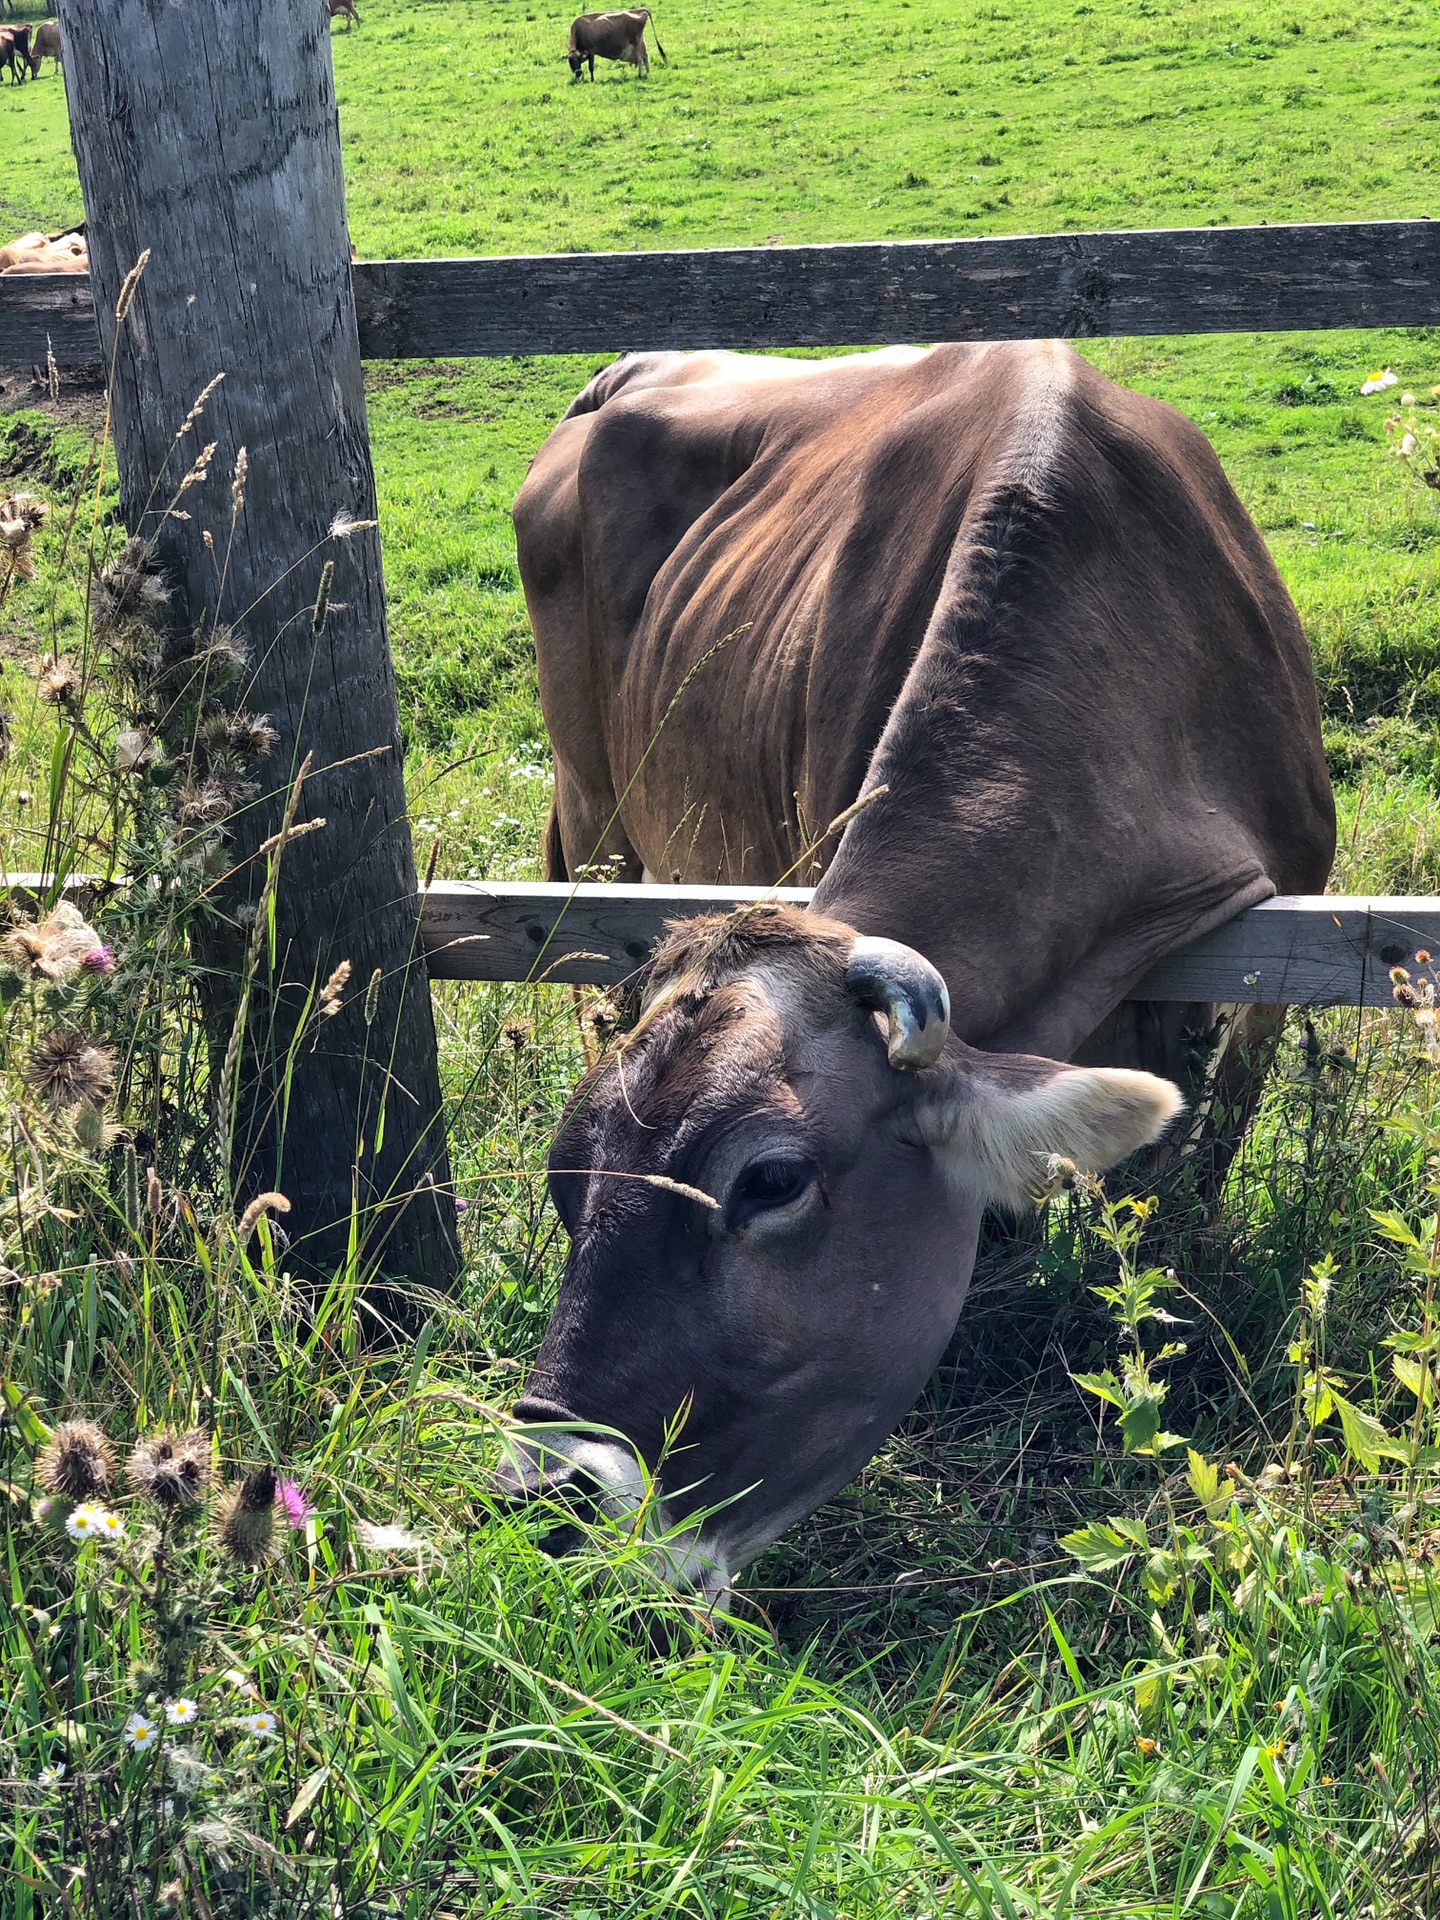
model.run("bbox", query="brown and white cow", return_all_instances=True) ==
[505,342,1335,1599]
[25,18,57,75]
[567,8,666,79]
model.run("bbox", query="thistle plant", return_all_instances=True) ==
[14,1401,315,1917]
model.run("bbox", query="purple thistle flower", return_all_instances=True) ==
[80,945,116,975]
[276,1477,314,1529]
[455,1197,470,1214]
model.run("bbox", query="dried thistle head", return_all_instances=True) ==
[3,493,48,535]
[6,902,116,983]
[214,1465,278,1567]
[128,1428,213,1509]
[175,774,256,829]
[0,494,47,582]
[36,1418,117,1498]
[26,1030,117,1111]
[199,710,278,761]
[191,623,248,686]
[93,538,168,634]
[36,655,81,707]
[114,727,158,774]
[502,1016,531,1051]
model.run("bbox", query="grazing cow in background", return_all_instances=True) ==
[328,0,359,26]
[504,341,1336,1601]
[0,24,31,82]
[567,8,666,79]
[26,18,57,74]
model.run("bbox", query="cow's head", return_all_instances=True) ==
[499,906,1181,1602]
[566,48,585,76]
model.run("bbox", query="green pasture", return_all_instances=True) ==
[3,0,1440,1912]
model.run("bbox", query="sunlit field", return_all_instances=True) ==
[1,0,1440,1911]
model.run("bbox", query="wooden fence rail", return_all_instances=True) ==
[6,217,1440,369]
[418,884,1440,1009]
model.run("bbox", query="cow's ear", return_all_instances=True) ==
[907,1047,1184,1209]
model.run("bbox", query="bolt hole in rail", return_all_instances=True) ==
[7,214,1440,1005]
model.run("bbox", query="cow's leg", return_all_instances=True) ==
[587,52,595,78]
[548,760,644,884]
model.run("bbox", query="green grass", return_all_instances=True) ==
[4,0,1440,1911]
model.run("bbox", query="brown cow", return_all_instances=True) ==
[503,342,1335,1599]
[328,0,359,27]
[26,18,58,74]
[0,24,32,83]
[0,227,87,273]
[567,8,666,79]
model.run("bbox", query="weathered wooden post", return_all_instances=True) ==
[56,0,459,1286]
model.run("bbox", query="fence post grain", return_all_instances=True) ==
[56,0,459,1287]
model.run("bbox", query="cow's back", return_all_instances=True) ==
[515,342,1333,1051]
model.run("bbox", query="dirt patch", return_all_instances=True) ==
[0,361,108,436]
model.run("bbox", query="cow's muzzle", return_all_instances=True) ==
[491,1407,649,1553]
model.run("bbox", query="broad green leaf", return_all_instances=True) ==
[1334,1394,1408,1473]
[1071,1370,1124,1410]
[1393,1354,1435,1405]
[1061,1517,1150,1572]
[1118,1396,1162,1454]
[1,1382,50,1450]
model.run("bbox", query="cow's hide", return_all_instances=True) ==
[515,341,1334,1068]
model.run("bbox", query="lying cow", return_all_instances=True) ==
[0,226,86,273]
[26,18,57,74]
[504,342,1335,1601]
[0,24,31,82]
[567,8,665,79]
[328,0,359,26]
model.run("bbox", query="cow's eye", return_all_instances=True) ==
[730,1156,814,1226]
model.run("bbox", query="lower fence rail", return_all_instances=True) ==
[419,884,1440,1007]
[10,875,1434,1007]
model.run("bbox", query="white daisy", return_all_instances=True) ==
[65,1503,101,1541]
[164,1698,199,1727]
[240,1710,278,1740]
[1360,367,1399,395]
[37,1763,65,1788]
[123,1711,160,1753]
[95,1509,126,1546]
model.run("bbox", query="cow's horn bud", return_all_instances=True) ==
[844,936,950,1070]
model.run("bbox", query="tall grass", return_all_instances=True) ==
[1,367,1440,1920]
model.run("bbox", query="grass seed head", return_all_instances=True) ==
[319,959,352,1019]
[215,1465,279,1566]
[26,1030,117,1111]
[36,1418,116,1499]
[128,1428,213,1509]
[236,1190,291,1241]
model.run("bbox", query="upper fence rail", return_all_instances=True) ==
[7,218,1440,368]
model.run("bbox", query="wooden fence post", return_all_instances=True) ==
[56,0,459,1288]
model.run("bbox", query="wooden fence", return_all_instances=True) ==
[7,216,1440,368]
[5,214,1436,1015]
[418,885,1440,1009]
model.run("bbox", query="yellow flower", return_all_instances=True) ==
[1135,1736,1159,1756]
